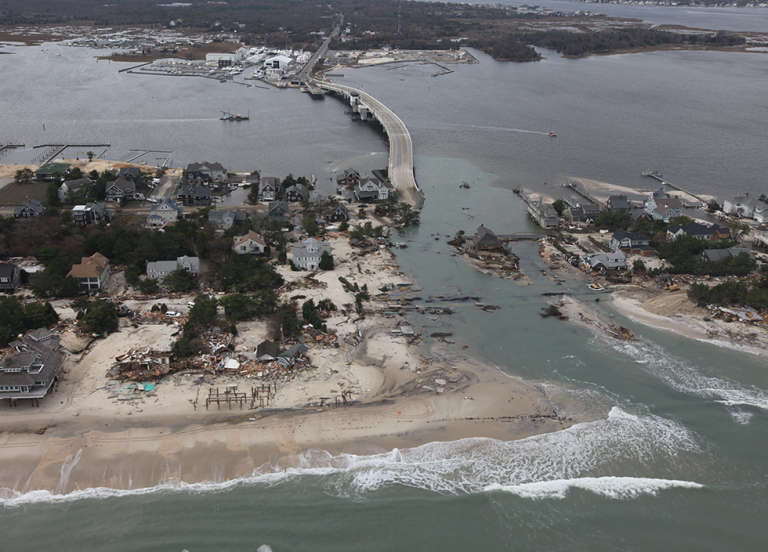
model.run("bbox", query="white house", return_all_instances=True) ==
[292,238,332,270]
[723,195,762,219]
[67,253,110,291]
[147,198,184,227]
[58,177,91,204]
[354,176,395,202]
[233,230,266,255]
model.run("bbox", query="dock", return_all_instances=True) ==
[32,143,111,164]
[562,180,603,209]
[642,170,707,203]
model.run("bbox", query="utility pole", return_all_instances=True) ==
[397,1,401,35]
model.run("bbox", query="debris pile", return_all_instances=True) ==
[110,349,173,381]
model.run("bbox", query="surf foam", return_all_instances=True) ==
[485,477,703,500]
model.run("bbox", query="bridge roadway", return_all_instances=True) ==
[312,79,422,208]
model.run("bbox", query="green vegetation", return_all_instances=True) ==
[657,236,756,276]
[302,299,327,332]
[588,236,612,253]
[72,298,118,336]
[688,276,768,310]
[318,250,334,271]
[163,269,199,292]
[215,254,284,293]
[0,297,60,347]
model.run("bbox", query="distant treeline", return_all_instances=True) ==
[472,28,746,60]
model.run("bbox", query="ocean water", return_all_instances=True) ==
[2,9,768,551]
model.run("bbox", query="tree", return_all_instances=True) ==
[188,295,219,327]
[87,151,94,161]
[552,199,567,217]
[137,278,159,294]
[14,168,34,184]
[79,299,118,335]
[163,269,199,292]
[318,250,334,270]
[730,221,750,243]
[303,212,319,236]
[632,259,646,274]
[46,181,62,206]
[0,296,26,347]
[354,289,370,313]
[24,302,59,329]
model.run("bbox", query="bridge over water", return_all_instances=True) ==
[311,79,424,209]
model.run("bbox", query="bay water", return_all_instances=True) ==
[1,9,768,550]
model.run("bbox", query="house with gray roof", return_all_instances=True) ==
[583,252,628,272]
[260,177,279,201]
[73,202,111,227]
[186,161,227,183]
[645,189,682,222]
[177,182,211,206]
[14,199,45,219]
[208,209,247,230]
[147,198,184,227]
[292,238,332,270]
[285,184,310,203]
[59,177,92,204]
[610,229,655,256]
[471,225,503,250]
[323,203,350,223]
[146,256,200,283]
[667,222,731,242]
[606,195,632,212]
[105,176,136,202]
[698,248,754,264]
[118,167,142,181]
[266,202,291,225]
[526,200,559,229]
[723,195,762,219]
[0,331,64,406]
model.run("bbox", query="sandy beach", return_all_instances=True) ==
[0,235,588,497]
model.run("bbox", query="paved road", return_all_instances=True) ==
[313,80,422,208]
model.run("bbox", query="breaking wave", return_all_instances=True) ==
[0,407,703,507]
[602,337,768,413]
[485,477,703,500]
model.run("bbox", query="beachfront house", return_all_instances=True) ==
[186,162,227,183]
[0,262,21,292]
[118,167,142,181]
[105,177,136,202]
[337,169,360,187]
[14,199,46,219]
[606,195,632,212]
[565,203,600,223]
[147,198,184,227]
[583,252,628,272]
[723,195,763,219]
[146,256,200,283]
[67,253,110,291]
[34,162,70,181]
[233,230,266,255]
[292,238,332,270]
[644,189,682,222]
[260,177,278,201]
[0,330,64,407]
[58,177,92,204]
[526,200,559,229]
[73,202,111,227]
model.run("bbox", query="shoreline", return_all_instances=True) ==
[0,237,594,498]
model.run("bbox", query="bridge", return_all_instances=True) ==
[313,79,423,208]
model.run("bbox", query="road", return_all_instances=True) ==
[313,80,421,207]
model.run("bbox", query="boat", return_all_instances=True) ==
[460,182,470,189]
[220,110,249,121]
[548,132,557,137]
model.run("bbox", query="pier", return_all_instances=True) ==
[562,180,603,209]
[0,144,24,160]
[32,143,111,164]
[642,170,707,203]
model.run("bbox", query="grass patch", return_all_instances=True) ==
[0,182,47,206]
